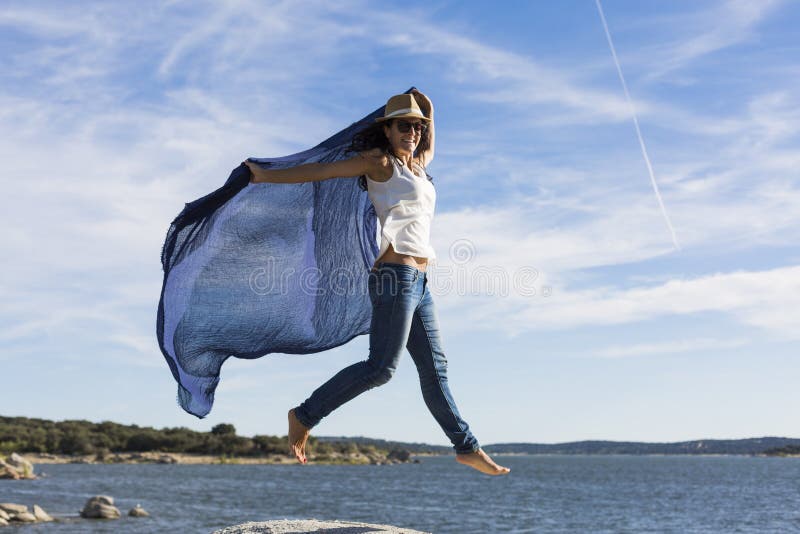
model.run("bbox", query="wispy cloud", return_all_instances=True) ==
[433,264,800,341]
[594,337,749,358]
[620,0,786,82]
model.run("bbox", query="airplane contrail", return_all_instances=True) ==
[595,0,680,251]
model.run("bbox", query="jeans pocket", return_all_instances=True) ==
[369,270,415,307]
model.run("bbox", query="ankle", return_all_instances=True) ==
[289,408,311,430]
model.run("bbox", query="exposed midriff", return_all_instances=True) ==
[373,243,429,272]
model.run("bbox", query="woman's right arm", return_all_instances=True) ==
[245,155,377,184]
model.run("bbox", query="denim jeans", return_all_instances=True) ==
[294,262,480,454]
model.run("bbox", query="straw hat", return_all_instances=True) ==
[375,94,431,123]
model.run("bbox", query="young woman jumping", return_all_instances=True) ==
[245,90,509,476]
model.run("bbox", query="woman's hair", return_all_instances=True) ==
[346,119,434,191]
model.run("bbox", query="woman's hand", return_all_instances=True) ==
[410,89,434,119]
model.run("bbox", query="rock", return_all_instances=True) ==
[128,504,149,517]
[0,509,9,520]
[0,517,7,526]
[157,454,178,464]
[33,504,54,522]
[11,511,37,523]
[81,495,121,519]
[387,449,411,462]
[213,519,431,533]
[0,461,21,480]
[7,453,34,474]
[0,503,28,515]
[82,502,121,519]
[0,458,36,479]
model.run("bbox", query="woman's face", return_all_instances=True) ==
[384,119,426,156]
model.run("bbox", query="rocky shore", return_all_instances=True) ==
[0,503,54,526]
[24,449,418,466]
[0,496,149,527]
[214,519,430,533]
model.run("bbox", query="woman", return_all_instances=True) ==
[245,91,509,476]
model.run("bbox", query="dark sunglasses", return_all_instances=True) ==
[395,120,427,134]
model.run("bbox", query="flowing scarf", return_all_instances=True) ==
[156,92,412,417]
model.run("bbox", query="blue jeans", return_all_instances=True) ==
[294,262,480,454]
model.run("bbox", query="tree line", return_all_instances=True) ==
[0,416,381,458]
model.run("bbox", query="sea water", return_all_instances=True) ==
[2,455,800,533]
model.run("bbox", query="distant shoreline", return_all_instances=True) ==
[24,451,415,466]
[22,451,800,466]
[26,452,295,465]
[5,415,800,461]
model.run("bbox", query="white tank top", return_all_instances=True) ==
[366,156,436,260]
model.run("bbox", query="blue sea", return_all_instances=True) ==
[2,455,800,533]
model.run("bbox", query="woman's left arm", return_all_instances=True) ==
[412,90,435,166]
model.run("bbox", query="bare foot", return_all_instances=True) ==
[455,448,510,475]
[288,409,310,464]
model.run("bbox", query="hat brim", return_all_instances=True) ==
[375,113,432,123]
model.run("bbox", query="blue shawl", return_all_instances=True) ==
[156,92,413,417]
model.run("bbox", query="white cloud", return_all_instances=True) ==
[594,337,749,358]
[432,264,800,341]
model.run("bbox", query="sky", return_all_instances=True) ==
[1,0,799,447]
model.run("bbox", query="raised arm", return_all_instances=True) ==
[411,89,435,166]
[245,154,378,184]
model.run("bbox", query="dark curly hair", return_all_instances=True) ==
[346,119,434,191]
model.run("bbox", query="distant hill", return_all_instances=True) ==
[484,437,800,456]
[319,436,800,456]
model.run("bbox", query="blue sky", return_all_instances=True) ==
[2,0,799,446]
